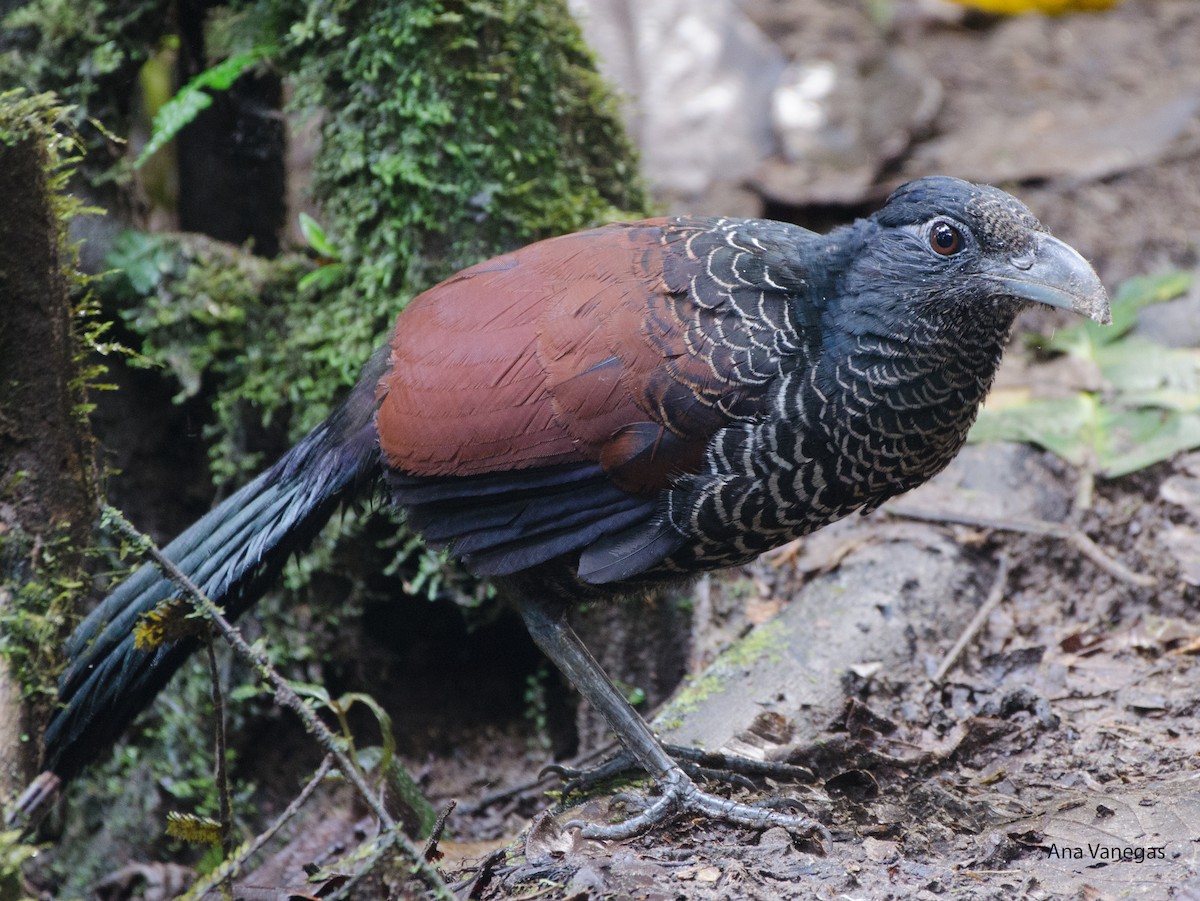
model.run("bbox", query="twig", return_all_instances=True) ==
[459,742,618,816]
[204,638,235,900]
[933,553,1010,683]
[322,826,455,901]
[422,799,456,862]
[459,773,553,817]
[180,756,334,901]
[447,847,507,900]
[104,507,451,900]
[106,507,395,829]
[887,505,1156,588]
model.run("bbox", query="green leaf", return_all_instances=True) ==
[1093,336,1200,405]
[298,262,346,293]
[134,48,274,169]
[380,754,437,836]
[290,681,333,708]
[0,830,44,883]
[1096,408,1200,478]
[298,212,339,258]
[970,395,1099,468]
[353,747,437,836]
[1047,269,1194,358]
[335,691,396,770]
[106,229,175,296]
[1117,388,1200,413]
[973,269,1200,479]
[970,396,1200,477]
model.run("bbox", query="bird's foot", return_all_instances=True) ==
[517,597,827,845]
[545,743,814,795]
[563,768,829,845]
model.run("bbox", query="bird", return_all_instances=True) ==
[40,176,1109,840]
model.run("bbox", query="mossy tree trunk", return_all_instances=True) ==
[0,106,97,799]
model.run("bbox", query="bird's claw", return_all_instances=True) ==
[538,762,580,780]
[550,751,641,794]
[564,771,830,847]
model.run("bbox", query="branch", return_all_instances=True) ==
[933,553,1011,683]
[104,506,451,900]
[886,505,1155,589]
[179,756,332,901]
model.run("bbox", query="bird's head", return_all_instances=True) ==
[833,176,1110,330]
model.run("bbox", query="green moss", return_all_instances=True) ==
[0,529,81,704]
[104,0,647,483]
[2,4,649,892]
[103,230,315,480]
[7,0,647,452]
[0,90,104,702]
[0,829,43,901]
[655,620,790,730]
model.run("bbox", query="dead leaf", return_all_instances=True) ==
[92,863,195,901]
[426,837,511,871]
[745,596,783,624]
[1059,630,1108,656]
[1159,473,1200,509]
[1163,525,1200,585]
[1011,780,1200,896]
[862,836,900,863]
[767,527,869,576]
[524,808,595,864]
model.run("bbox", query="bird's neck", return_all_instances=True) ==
[837,286,1021,376]
[805,302,1020,502]
[847,301,1019,414]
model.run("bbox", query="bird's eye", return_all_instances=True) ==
[929,222,964,256]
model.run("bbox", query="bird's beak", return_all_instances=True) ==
[986,233,1111,325]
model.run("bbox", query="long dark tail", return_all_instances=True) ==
[42,349,390,782]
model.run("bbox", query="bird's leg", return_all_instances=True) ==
[516,593,829,843]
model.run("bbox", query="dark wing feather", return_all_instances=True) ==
[386,462,657,576]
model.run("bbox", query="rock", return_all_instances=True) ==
[569,0,785,209]
[908,91,1200,186]
[756,48,941,207]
